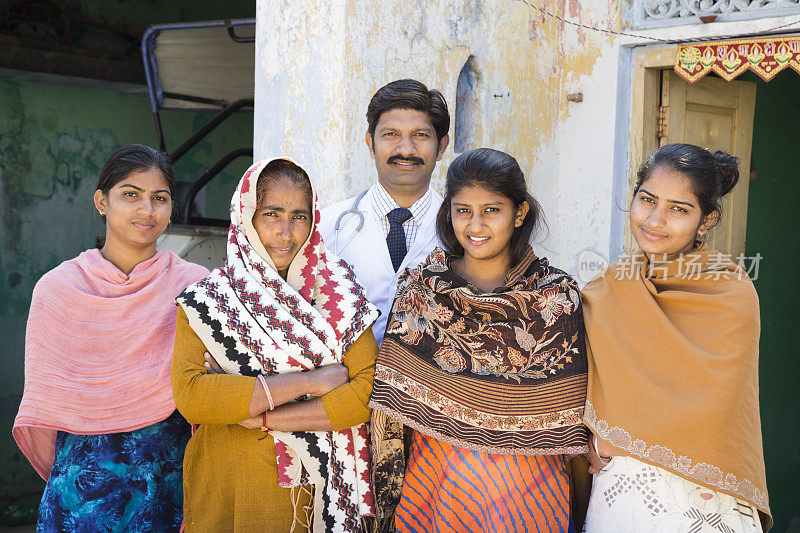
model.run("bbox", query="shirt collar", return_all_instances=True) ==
[371,181,433,221]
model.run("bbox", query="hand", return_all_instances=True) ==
[586,436,614,474]
[306,364,349,397]
[204,352,225,374]
[585,444,608,474]
[238,415,264,430]
[595,437,615,459]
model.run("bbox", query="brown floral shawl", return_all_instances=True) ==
[369,246,590,529]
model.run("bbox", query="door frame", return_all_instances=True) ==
[623,43,679,253]
[625,46,758,255]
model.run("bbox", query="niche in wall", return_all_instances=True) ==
[455,55,481,153]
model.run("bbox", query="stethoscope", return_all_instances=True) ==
[332,189,369,254]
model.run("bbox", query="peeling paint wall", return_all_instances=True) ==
[254,0,624,276]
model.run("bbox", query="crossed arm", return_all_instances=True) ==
[171,306,378,432]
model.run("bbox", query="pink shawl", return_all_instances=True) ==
[13,248,208,479]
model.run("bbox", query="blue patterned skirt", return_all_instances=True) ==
[37,410,190,532]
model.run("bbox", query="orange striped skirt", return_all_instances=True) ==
[395,431,573,533]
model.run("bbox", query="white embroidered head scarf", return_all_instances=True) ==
[176,157,379,532]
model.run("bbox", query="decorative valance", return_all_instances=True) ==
[675,36,800,82]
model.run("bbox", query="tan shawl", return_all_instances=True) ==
[582,245,771,530]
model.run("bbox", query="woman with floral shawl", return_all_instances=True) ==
[370,148,590,533]
[171,158,379,532]
[582,144,771,531]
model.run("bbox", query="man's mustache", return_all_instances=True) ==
[387,155,425,165]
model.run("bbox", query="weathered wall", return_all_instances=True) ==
[254,0,624,275]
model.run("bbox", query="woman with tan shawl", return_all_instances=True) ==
[582,143,771,531]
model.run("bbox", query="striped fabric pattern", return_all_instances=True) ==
[395,431,573,533]
[370,247,589,456]
[374,341,589,454]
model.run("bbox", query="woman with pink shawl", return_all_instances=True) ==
[13,145,208,531]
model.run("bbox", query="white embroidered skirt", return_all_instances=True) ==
[584,455,762,533]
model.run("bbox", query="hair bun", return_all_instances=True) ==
[712,151,740,197]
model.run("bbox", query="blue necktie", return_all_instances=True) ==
[386,208,412,271]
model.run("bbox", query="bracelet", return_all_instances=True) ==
[258,374,275,410]
[592,435,611,465]
[258,411,268,440]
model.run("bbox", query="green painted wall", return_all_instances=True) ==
[742,70,800,532]
[0,1,254,524]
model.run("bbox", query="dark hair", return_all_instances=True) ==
[256,159,312,209]
[366,79,450,145]
[634,143,740,226]
[96,144,175,196]
[436,148,543,265]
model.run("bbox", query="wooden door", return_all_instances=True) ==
[659,71,756,257]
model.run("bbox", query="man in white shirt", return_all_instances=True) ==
[320,79,450,346]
